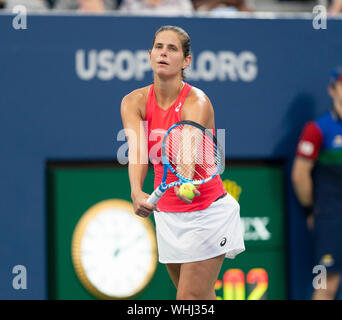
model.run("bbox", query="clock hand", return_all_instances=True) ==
[113,248,121,257]
[113,235,144,257]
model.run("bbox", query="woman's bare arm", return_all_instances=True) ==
[121,91,157,217]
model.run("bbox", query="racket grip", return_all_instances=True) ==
[147,188,164,205]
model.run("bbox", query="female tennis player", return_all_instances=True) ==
[121,25,245,300]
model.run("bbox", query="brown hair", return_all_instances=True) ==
[152,25,191,79]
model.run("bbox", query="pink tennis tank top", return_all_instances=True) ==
[145,83,226,212]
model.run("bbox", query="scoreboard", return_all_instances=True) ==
[217,163,287,299]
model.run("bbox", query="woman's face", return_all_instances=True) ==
[149,30,191,79]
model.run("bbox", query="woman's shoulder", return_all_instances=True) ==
[121,85,151,106]
[181,84,214,126]
[121,85,151,117]
[186,84,213,109]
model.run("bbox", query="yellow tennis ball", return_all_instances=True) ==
[179,183,196,200]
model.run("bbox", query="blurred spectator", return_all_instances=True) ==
[292,67,342,300]
[329,0,342,14]
[119,0,193,16]
[54,0,117,12]
[192,0,254,13]
[0,0,4,8]
[5,0,49,11]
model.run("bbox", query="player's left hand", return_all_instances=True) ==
[174,186,201,204]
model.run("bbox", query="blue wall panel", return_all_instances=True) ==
[0,14,341,299]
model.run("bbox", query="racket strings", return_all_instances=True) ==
[165,125,220,181]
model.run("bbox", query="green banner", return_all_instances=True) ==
[47,162,286,300]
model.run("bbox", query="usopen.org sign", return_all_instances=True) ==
[75,49,258,82]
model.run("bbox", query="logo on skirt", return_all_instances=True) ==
[220,237,227,247]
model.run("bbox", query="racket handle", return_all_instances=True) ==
[147,188,164,205]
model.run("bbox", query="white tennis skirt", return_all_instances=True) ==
[153,193,245,264]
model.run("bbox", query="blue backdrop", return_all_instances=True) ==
[0,13,341,299]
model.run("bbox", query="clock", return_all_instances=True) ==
[71,199,158,300]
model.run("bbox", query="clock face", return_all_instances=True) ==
[72,199,158,300]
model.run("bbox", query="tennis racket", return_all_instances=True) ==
[147,120,224,205]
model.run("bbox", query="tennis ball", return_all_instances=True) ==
[179,183,196,200]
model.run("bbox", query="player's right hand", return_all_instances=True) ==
[131,190,159,218]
